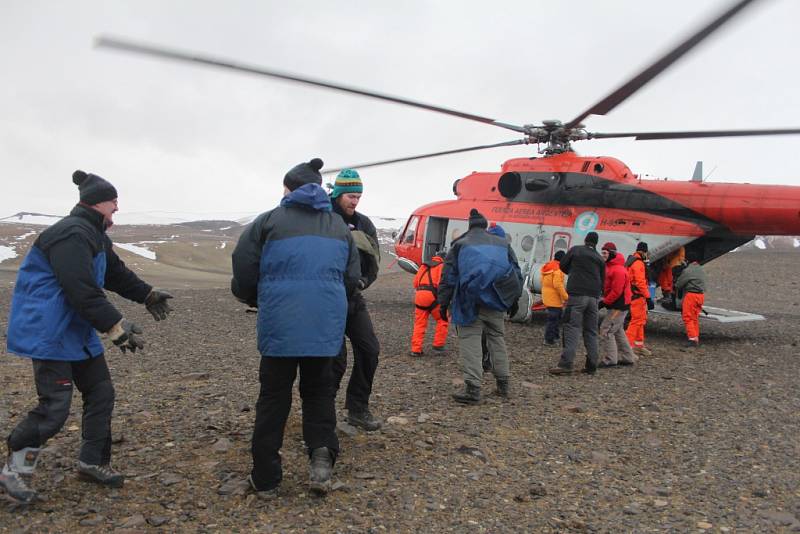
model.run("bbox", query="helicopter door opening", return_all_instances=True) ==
[423,217,448,262]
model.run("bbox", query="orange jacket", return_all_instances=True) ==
[626,251,649,300]
[540,260,569,308]
[413,255,445,309]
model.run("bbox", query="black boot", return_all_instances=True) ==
[346,408,382,432]
[495,378,509,398]
[308,447,333,495]
[452,383,481,405]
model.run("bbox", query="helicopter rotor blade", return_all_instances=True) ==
[565,0,761,130]
[589,128,800,141]
[322,139,529,175]
[95,36,528,135]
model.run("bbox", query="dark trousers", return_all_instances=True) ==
[250,356,339,491]
[331,295,380,412]
[557,295,600,370]
[8,355,115,465]
[544,307,563,343]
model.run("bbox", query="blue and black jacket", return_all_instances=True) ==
[7,204,152,361]
[438,226,523,326]
[231,184,361,357]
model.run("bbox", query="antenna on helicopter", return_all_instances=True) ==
[691,162,703,182]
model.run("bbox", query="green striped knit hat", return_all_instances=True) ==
[331,169,363,198]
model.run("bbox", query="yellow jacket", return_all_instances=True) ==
[540,260,569,308]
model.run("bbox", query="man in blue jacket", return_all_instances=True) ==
[232,158,361,496]
[1,170,173,505]
[438,209,522,404]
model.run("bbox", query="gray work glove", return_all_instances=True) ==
[108,319,145,353]
[145,289,174,321]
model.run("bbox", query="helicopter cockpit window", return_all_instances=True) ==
[402,216,419,244]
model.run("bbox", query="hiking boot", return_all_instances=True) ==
[346,409,382,432]
[633,346,653,357]
[247,474,279,499]
[495,378,509,398]
[544,340,557,346]
[409,351,423,357]
[432,345,446,353]
[598,362,617,368]
[681,339,700,351]
[308,447,333,495]
[581,366,597,376]
[77,461,124,488]
[452,383,481,405]
[618,360,635,366]
[548,366,573,376]
[0,469,36,505]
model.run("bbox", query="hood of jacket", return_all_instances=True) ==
[606,251,625,268]
[281,183,332,211]
[541,259,560,274]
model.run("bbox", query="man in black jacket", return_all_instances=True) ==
[1,170,173,504]
[549,231,605,376]
[329,169,383,431]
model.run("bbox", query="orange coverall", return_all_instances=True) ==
[682,292,705,341]
[625,251,649,349]
[411,256,449,353]
[657,247,685,293]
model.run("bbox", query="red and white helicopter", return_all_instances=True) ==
[98,0,799,323]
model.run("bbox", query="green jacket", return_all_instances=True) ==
[675,262,706,295]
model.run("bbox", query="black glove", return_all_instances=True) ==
[439,306,448,322]
[108,319,144,353]
[646,298,655,311]
[598,301,606,310]
[508,301,519,317]
[357,278,367,291]
[145,289,174,321]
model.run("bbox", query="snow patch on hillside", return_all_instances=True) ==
[115,243,156,260]
[0,245,17,263]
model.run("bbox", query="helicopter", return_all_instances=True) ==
[96,0,800,323]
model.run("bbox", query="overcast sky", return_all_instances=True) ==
[2,0,800,220]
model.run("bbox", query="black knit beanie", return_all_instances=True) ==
[636,241,649,253]
[468,208,488,229]
[284,158,324,191]
[73,170,117,205]
[584,231,599,246]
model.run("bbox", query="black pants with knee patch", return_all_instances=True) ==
[7,355,115,465]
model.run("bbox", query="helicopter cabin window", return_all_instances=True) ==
[401,216,419,245]
[563,174,597,190]
[552,232,570,258]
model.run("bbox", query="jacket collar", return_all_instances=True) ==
[280,184,332,211]
[331,197,360,226]
[71,203,107,232]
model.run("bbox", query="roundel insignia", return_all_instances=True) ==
[574,211,599,235]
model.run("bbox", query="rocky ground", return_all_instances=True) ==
[0,250,799,532]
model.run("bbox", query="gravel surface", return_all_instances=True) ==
[0,250,798,532]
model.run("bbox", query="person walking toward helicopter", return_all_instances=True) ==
[548,231,605,376]
[597,242,636,367]
[410,250,449,356]
[1,170,173,505]
[675,250,707,349]
[540,250,569,346]
[438,210,522,403]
